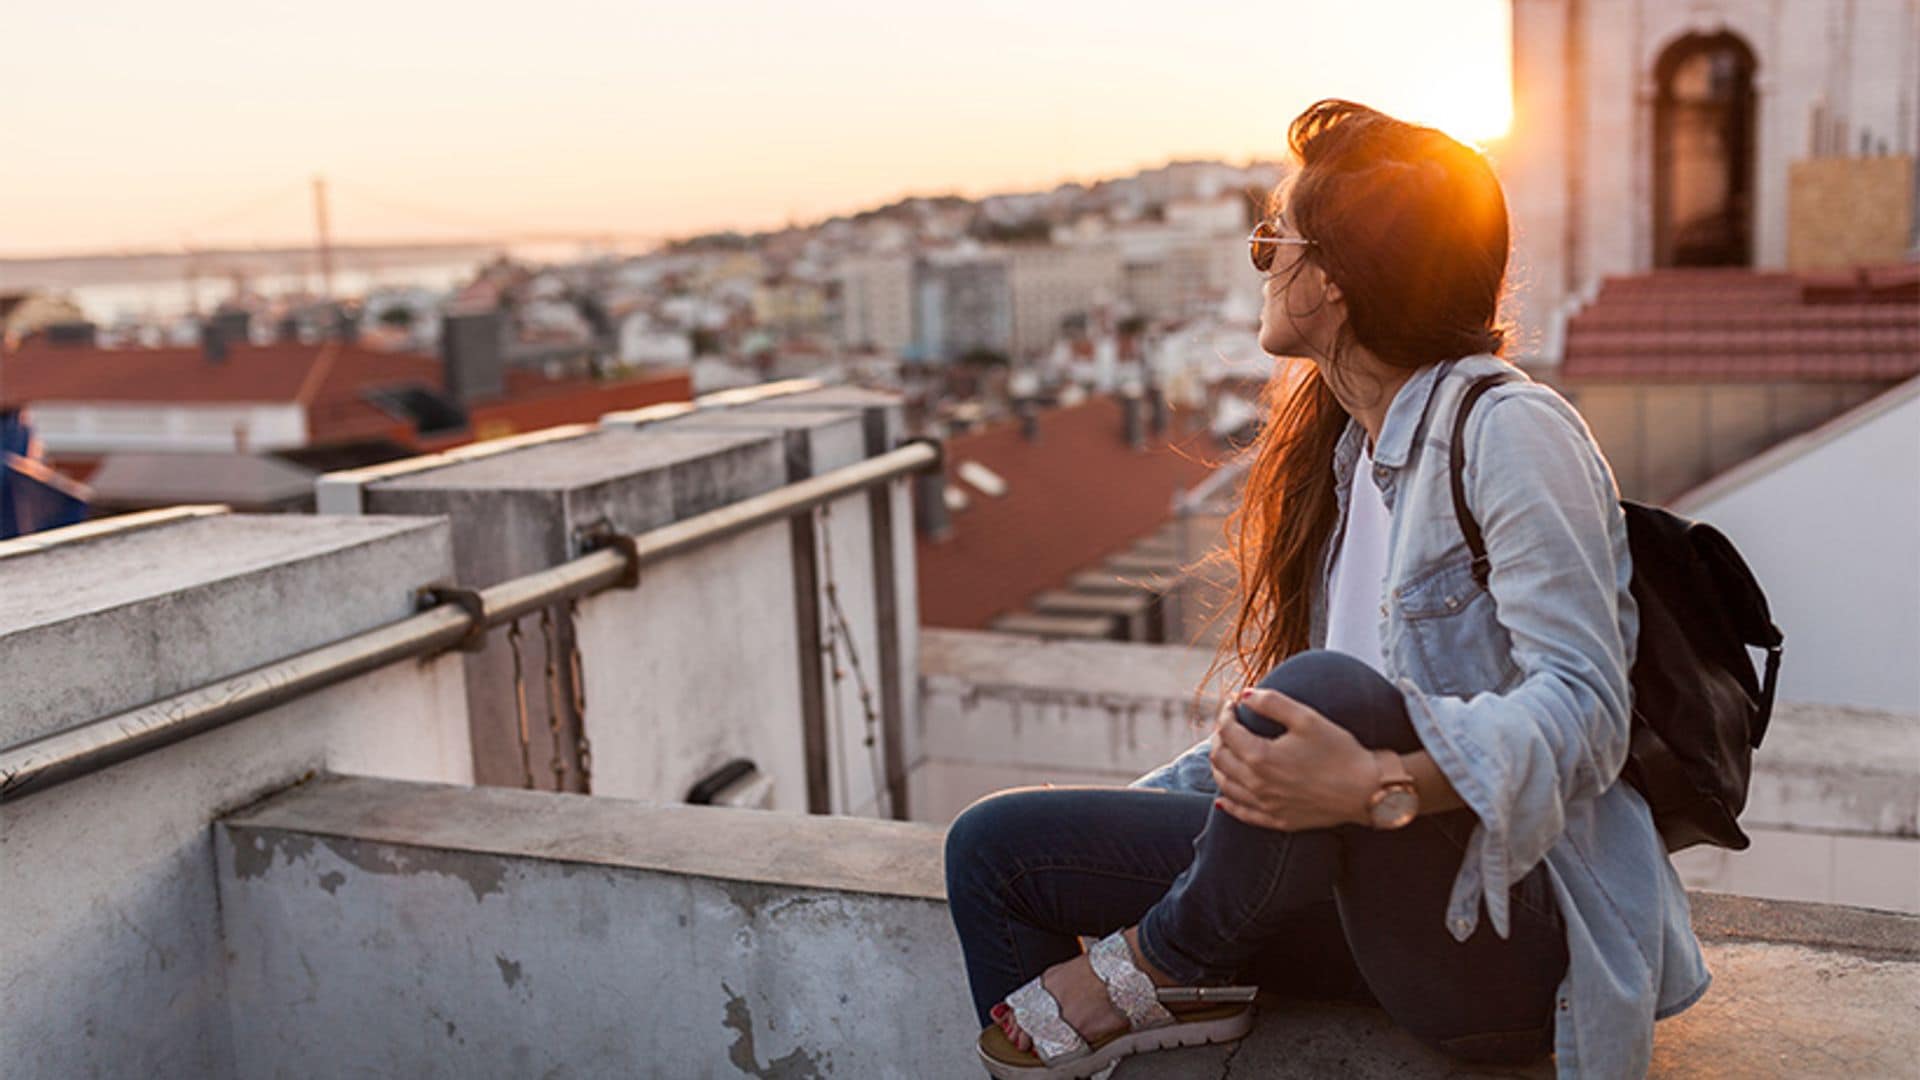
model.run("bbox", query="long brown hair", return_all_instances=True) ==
[1191,99,1512,706]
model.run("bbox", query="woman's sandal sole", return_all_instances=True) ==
[976,1007,1255,1079]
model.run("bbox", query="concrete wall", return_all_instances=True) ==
[916,630,1920,914]
[1564,378,1889,502]
[912,629,1231,822]
[1671,702,1920,913]
[0,513,472,1080]
[761,387,924,816]
[326,384,921,818]
[1674,377,1920,713]
[590,388,919,817]
[215,776,978,1079]
[353,424,785,793]
[210,779,1920,1080]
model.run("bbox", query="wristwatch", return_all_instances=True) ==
[1365,749,1419,830]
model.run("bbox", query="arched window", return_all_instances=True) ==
[1653,33,1758,267]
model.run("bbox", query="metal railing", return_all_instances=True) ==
[0,439,942,803]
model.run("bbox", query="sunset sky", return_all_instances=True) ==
[3,0,1510,256]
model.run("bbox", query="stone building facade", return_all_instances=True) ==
[1501,0,1919,366]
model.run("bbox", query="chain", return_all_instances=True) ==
[815,501,888,817]
[506,620,535,789]
[539,607,569,792]
[819,572,852,815]
[566,597,593,788]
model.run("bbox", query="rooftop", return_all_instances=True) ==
[0,340,692,452]
[915,394,1219,629]
[2,380,1915,1078]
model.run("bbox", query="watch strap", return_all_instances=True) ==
[1372,749,1414,787]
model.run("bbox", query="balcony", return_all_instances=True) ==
[2,381,1914,1078]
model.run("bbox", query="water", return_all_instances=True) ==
[65,262,477,322]
[2,240,628,324]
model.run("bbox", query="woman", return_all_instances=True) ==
[944,100,1709,1079]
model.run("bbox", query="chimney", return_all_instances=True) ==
[210,308,252,347]
[1017,399,1040,442]
[333,303,360,344]
[201,322,229,364]
[913,458,952,541]
[441,309,507,404]
[43,320,97,348]
[1120,385,1145,449]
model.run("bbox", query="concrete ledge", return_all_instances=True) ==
[914,629,1228,820]
[216,775,972,1078]
[0,512,454,746]
[0,519,470,1080]
[223,773,945,901]
[0,503,229,562]
[920,626,1223,703]
[1741,702,1918,836]
[217,775,1920,1079]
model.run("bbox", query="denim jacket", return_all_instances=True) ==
[1134,354,1710,1078]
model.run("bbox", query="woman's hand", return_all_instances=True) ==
[1209,688,1381,831]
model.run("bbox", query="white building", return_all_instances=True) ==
[1501,0,1920,367]
[834,253,915,356]
[615,312,695,367]
[911,250,1012,363]
[1674,373,1920,714]
[1005,244,1124,362]
[1098,194,1262,322]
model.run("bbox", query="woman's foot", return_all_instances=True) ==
[991,926,1175,1052]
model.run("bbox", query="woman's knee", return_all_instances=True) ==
[943,788,1050,888]
[1251,649,1409,744]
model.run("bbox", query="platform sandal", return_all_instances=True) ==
[976,929,1257,1079]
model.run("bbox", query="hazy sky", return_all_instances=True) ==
[4,0,1510,256]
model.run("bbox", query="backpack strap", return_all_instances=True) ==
[1449,372,1519,590]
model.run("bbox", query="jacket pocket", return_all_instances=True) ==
[1393,556,1511,696]
[1394,556,1485,620]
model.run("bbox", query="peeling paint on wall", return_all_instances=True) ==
[720,981,827,1080]
[226,827,508,903]
[228,830,315,880]
[495,955,523,989]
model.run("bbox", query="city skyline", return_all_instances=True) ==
[4,0,1511,257]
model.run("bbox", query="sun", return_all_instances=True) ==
[1411,83,1514,147]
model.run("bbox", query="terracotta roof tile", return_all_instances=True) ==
[2,341,693,453]
[914,398,1220,630]
[1562,265,1920,382]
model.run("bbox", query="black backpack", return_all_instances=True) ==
[1449,372,1785,852]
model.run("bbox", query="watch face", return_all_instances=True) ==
[1370,787,1419,830]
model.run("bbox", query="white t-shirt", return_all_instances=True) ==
[1324,440,1391,675]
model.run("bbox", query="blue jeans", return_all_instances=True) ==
[943,650,1568,1064]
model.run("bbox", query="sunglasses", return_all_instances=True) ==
[1248,218,1316,274]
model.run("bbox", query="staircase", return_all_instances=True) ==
[1562,265,1919,382]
